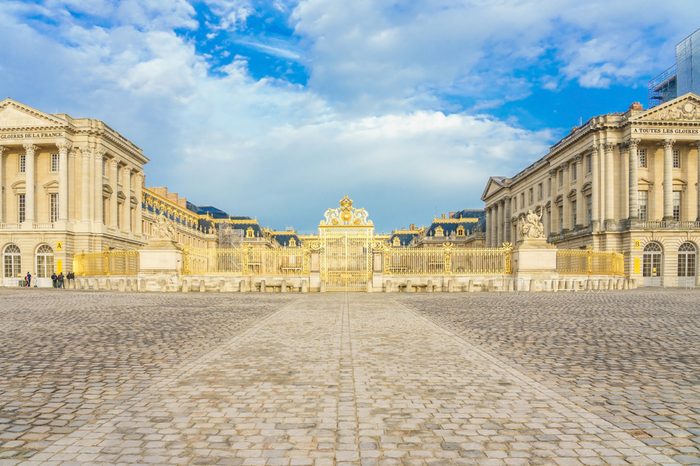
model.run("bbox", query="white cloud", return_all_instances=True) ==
[3,0,698,230]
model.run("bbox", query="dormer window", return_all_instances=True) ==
[456,225,465,237]
[435,226,444,237]
[392,236,401,246]
[246,227,254,238]
[289,238,297,247]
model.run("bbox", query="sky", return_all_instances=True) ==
[1,0,698,233]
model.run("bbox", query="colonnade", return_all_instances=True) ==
[0,140,143,234]
[486,138,700,247]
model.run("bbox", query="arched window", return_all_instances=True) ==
[643,242,663,285]
[36,245,54,278]
[434,226,444,237]
[289,238,297,247]
[456,225,465,237]
[392,236,401,247]
[678,242,696,279]
[3,244,21,278]
[246,227,254,238]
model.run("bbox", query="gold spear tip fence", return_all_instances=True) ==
[556,249,625,276]
[73,250,140,276]
[183,246,310,276]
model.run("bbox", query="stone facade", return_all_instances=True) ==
[0,98,147,287]
[483,93,700,287]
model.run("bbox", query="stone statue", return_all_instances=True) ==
[152,214,177,241]
[519,209,545,240]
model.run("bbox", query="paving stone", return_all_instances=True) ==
[0,289,697,464]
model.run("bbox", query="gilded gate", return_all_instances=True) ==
[319,196,373,291]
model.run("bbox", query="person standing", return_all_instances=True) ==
[57,272,64,289]
[25,272,32,288]
[51,272,58,288]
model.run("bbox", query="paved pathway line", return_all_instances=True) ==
[348,295,678,465]
[19,294,680,465]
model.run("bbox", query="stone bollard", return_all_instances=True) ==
[280,279,287,293]
[384,280,391,292]
[427,280,433,293]
[239,279,247,293]
[259,279,266,293]
[301,279,309,293]
[199,280,206,293]
[447,279,454,293]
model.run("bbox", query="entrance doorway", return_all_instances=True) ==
[677,242,697,288]
[643,242,663,287]
[319,196,373,291]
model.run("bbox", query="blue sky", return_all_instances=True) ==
[1,0,698,232]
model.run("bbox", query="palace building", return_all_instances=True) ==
[0,98,148,286]
[482,93,700,287]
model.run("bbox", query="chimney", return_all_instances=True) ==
[629,102,644,111]
[409,223,415,230]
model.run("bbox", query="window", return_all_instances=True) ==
[50,153,59,173]
[558,205,564,232]
[571,162,577,182]
[49,193,58,223]
[434,225,444,237]
[678,242,697,278]
[35,245,54,278]
[643,242,663,277]
[289,237,297,247]
[673,149,680,168]
[19,154,26,173]
[586,195,592,225]
[571,200,577,227]
[392,236,400,247]
[528,188,533,205]
[638,148,647,168]
[639,191,648,221]
[673,191,681,221]
[18,194,26,223]
[537,183,543,201]
[586,154,592,174]
[246,227,254,238]
[456,225,465,237]
[3,244,21,278]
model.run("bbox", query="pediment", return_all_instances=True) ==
[630,93,700,123]
[481,176,509,201]
[0,99,67,128]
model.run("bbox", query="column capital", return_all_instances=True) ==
[574,154,583,163]
[56,140,73,152]
[662,138,675,148]
[22,143,38,153]
[628,138,641,148]
[0,145,6,155]
[602,142,615,152]
[109,158,119,168]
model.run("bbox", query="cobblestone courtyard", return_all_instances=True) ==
[0,290,698,465]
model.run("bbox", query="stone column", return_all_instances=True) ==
[496,202,502,246]
[110,159,119,229]
[663,139,674,220]
[57,141,71,222]
[591,145,600,230]
[94,149,105,225]
[135,172,143,237]
[23,144,37,225]
[576,155,584,227]
[485,208,491,247]
[122,166,131,233]
[504,197,511,243]
[628,139,640,220]
[696,141,700,222]
[604,143,615,223]
[0,145,5,223]
[562,164,570,229]
[81,148,91,222]
[490,205,497,247]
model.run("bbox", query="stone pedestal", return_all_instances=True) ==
[513,238,558,291]
[138,239,183,292]
[139,239,183,274]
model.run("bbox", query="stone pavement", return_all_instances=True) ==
[0,290,697,465]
